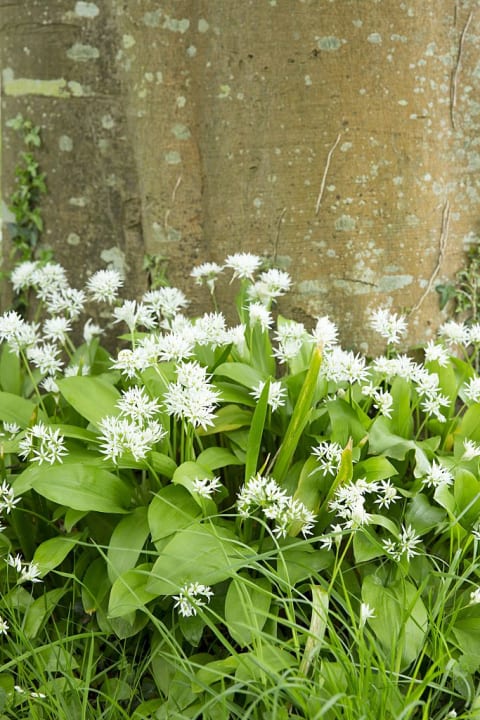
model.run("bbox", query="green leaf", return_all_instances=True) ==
[454,468,480,529]
[405,493,446,535]
[273,346,322,485]
[198,405,252,435]
[149,451,177,478]
[277,542,332,586]
[57,376,121,428]
[0,345,21,394]
[196,446,244,471]
[327,398,369,446]
[24,588,67,639]
[368,416,416,460]
[0,391,41,427]
[108,507,149,583]
[148,484,202,545]
[362,574,428,668]
[213,362,266,389]
[33,535,80,577]
[389,377,414,437]
[225,575,272,646]
[147,522,245,596]
[459,404,480,444]
[21,463,131,513]
[353,456,398,483]
[108,564,157,618]
[245,378,270,481]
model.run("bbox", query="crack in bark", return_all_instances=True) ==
[315,132,342,215]
[450,9,473,130]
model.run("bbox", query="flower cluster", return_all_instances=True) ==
[237,474,316,538]
[163,361,220,430]
[327,478,400,534]
[18,423,67,465]
[173,582,214,617]
[6,553,42,584]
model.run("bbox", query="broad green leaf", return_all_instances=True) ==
[108,507,149,583]
[193,656,239,691]
[353,456,398,483]
[150,451,177,479]
[235,644,295,684]
[458,404,480,444]
[213,381,256,406]
[453,604,480,656]
[196,446,244,471]
[24,588,67,639]
[57,375,121,428]
[389,376,414,437]
[405,493,446,535]
[277,543,332,586]
[273,346,322,484]
[0,391,42,428]
[198,404,252,435]
[33,535,80,577]
[108,564,157,617]
[327,398,369,447]
[225,575,272,646]
[22,463,131,513]
[369,416,416,460]
[245,378,270,481]
[148,484,202,545]
[362,574,428,668]
[353,527,384,563]
[82,558,111,614]
[213,362,266,389]
[147,522,245,595]
[0,345,20,394]
[454,468,480,529]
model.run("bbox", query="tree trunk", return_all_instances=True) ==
[2,0,479,350]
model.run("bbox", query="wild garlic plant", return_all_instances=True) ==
[1,253,480,717]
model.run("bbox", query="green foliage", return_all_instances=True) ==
[2,256,480,717]
[437,239,480,320]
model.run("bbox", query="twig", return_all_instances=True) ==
[408,200,450,316]
[450,10,473,130]
[315,132,342,215]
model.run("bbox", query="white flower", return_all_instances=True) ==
[374,480,400,509]
[248,302,273,332]
[10,260,40,292]
[42,316,71,343]
[98,416,166,463]
[113,300,156,333]
[225,252,262,280]
[247,269,292,304]
[191,476,222,498]
[173,582,214,617]
[362,385,393,418]
[45,287,86,319]
[110,348,148,378]
[312,441,343,476]
[0,616,9,636]
[3,423,20,436]
[27,343,63,375]
[470,588,480,605]
[237,474,315,538]
[20,561,42,584]
[0,481,20,514]
[18,422,67,465]
[0,311,38,354]
[86,269,123,304]
[422,461,453,489]
[193,313,230,348]
[33,263,69,300]
[116,386,160,423]
[311,316,339,349]
[359,602,376,628]
[83,319,103,344]
[322,347,370,385]
[6,553,23,572]
[251,380,287,411]
[143,287,189,319]
[383,525,421,562]
[463,377,480,404]
[462,438,480,461]
[41,376,60,393]
[438,320,470,347]
[469,324,480,344]
[369,308,407,345]
[420,394,449,423]
[424,341,449,367]
[190,262,223,292]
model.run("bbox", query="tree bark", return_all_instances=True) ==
[2,1,479,351]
